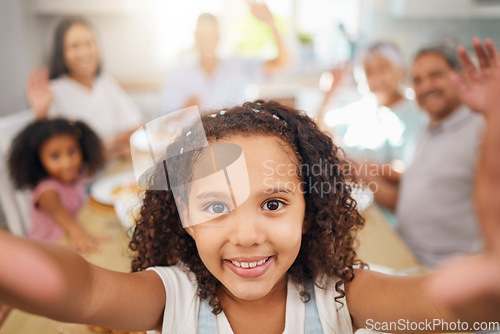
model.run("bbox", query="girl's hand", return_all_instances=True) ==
[27,67,53,119]
[67,226,101,255]
[247,0,275,26]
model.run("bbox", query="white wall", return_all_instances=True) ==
[0,0,36,115]
[358,0,500,64]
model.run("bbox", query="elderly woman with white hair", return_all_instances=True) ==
[318,41,427,166]
[316,41,428,224]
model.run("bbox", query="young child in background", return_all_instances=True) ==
[0,39,499,333]
[8,118,104,254]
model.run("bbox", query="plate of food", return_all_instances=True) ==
[90,172,139,206]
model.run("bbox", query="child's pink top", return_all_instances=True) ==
[29,177,86,243]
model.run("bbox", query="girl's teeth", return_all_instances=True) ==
[231,257,269,269]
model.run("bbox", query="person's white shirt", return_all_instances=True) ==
[159,57,266,115]
[48,73,143,140]
[147,265,353,334]
[323,94,427,165]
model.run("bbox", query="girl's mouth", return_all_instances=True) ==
[224,256,274,278]
[230,256,271,268]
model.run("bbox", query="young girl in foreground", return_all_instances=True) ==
[0,39,499,333]
[8,118,104,254]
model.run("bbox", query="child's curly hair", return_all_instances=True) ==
[8,118,104,189]
[130,100,365,314]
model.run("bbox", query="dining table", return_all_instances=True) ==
[1,160,424,334]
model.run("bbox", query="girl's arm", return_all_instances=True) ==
[38,190,99,254]
[0,230,166,332]
[346,269,499,333]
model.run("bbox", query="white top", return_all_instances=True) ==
[324,95,427,165]
[48,73,143,140]
[159,57,266,115]
[147,265,353,334]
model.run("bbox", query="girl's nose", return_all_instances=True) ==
[228,211,266,247]
[61,154,75,168]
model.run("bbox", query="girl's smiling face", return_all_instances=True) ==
[185,135,306,301]
[39,134,83,184]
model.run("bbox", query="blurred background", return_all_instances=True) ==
[1,0,500,229]
[2,0,500,117]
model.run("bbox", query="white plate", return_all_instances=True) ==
[90,172,137,206]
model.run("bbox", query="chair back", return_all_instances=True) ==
[0,110,33,236]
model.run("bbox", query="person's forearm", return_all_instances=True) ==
[475,109,500,250]
[366,174,399,211]
[355,162,400,181]
[46,204,87,238]
[316,94,333,133]
[0,232,94,321]
[265,21,290,74]
[32,107,49,120]
[380,164,402,183]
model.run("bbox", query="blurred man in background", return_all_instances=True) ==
[159,1,289,114]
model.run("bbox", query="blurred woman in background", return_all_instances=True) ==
[27,17,142,159]
[318,41,427,166]
[316,41,428,224]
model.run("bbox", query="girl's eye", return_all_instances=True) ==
[205,202,230,215]
[50,153,60,160]
[262,199,284,211]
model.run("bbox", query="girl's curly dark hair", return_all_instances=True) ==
[8,118,104,189]
[130,100,365,314]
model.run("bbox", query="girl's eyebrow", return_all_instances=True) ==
[195,187,295,200]
[195,191,231,200]
[263,187,295,195]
